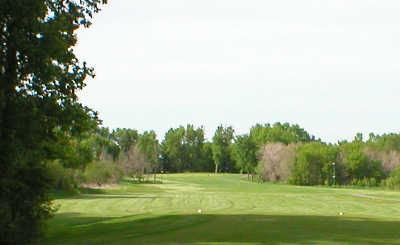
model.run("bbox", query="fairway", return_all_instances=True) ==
[42,174,400,245]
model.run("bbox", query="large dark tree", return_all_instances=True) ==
[0,0,107,244]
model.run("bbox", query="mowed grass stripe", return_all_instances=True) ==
[42,174,400,245]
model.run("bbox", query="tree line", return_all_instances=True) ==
[57,122,400,192]
[67,122,312,173]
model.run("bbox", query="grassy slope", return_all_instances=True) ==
[41,174,400,245]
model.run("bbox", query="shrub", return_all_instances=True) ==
[381,166,400,190]
[381,177,400,190]
[83,161,124,186]
[47,161,78,192]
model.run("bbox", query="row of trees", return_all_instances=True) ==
[60,122,316,177]
[78,123,400,189]
[50,119,400,191]
[52,122,400,190]
[50,122,316,186]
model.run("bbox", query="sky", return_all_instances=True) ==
[76,0,400,143]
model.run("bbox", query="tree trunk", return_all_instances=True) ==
[215,164,218,174]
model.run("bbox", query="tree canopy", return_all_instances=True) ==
[212,125,236,173]
[0,0,107,244]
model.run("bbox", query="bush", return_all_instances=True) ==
[47,160,125,190]
[47,161,78,191]
[381,176,400,190]
[381,166,400,190]
[83,161,124,186]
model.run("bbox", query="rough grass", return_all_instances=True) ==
[41,173,400,245]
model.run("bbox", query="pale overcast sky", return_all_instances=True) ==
[76,0,400,142]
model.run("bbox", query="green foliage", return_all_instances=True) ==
[137,130,160,170]
[350,177,378,187]
[161,125,207,172]
[161,126,186,171]
[112,128,139,153]
[0,160,56,245]
[364,133,400,176]
[212,125,236,173]
[250,122,316,146]
[390,166,400,177]
[381,166,400,190]
[58,137,94,169]
[83,161,123,186]
[88,132,120,161]
[55,125,400,189]
[199,142,216,172]
[47,161,79,191]
[340,141,384,183]
[183,125,206,171]
[381,177,400,190]
[234,134,258,174]
[290,142,338,185]
[367,133,400,152]
[0,0,107,243]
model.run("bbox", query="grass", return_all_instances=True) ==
[41,173,400,245]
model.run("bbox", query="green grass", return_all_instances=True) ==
[41,173,400,245]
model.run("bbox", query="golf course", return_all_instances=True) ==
[41,173,400,245]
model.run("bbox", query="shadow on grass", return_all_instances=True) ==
[50,188,109,199]
[47,212,119,227]
[65,194,169,200]
[53,191,169,200]
[52,184,171,200]
[42,213,400,245]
